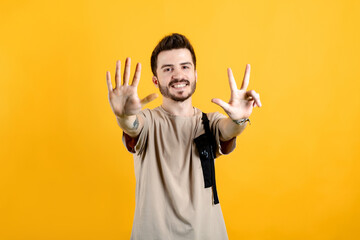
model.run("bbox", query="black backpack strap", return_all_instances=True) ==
[201,113,218,156]
[200,112,219,204]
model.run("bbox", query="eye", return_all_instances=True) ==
[182,65,189,69]
[164,68,171,72]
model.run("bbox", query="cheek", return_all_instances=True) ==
[159,74,171,82]
[157,78,168,87]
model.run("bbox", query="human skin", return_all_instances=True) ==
[105,48,262,140]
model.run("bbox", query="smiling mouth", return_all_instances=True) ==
[172,83,188,89]
[170,80,190,89]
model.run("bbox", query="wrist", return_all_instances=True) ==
[116,113,134,120]
[116,114,137,125]
[232,118,251,126]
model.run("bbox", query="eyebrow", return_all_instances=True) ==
[160,62,193,69]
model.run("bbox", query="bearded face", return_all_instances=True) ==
[155,49,197,102]
[158,78,196,102]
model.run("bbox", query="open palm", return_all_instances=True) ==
[212,64,261,120]
[106,58,157,117]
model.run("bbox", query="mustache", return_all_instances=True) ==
[168,79,190,87]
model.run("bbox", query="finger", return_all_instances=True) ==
[240,64,251,90]
[227,68,238,91]
[123,57,131,85]
[246,90,262,107]
[131,62,141,87]
[256,96,262,107]
[106,71,113,93]
[253,92,262,107]
[211,98,231,112]
[115,60,121,88]
[140,93,158,107]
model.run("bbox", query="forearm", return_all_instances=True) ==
[116,114,143,138]
[218,117,248,141]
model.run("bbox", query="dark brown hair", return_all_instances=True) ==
[151,33,196,76]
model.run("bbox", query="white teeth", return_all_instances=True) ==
[173,84,186,88]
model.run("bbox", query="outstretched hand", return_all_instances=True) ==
[211,64,261,120]
[106,58,158,118]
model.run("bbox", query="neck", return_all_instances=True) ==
[161,97,194,116]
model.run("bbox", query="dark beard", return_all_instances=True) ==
[159,79,196,102]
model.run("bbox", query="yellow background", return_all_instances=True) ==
[1,0,359,239]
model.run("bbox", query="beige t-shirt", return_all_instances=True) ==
[123,106,236,240]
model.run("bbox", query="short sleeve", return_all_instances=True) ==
[207,112,237,156]
[122,109,151,155]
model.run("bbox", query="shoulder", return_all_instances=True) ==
[138,107,162,120]
[206,111,227,123]
[194,109,227,129]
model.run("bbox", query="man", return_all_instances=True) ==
[106,33,261,240]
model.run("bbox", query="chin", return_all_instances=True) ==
[170,95,191,102]
[159,82,196,102]
[169,91,194,102]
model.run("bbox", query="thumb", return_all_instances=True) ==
[211,98,230,112]
[140,93,158,107]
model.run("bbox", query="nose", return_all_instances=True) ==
[171,67,184,80]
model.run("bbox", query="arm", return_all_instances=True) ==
[212,64,262,141]
[106,57,157,138]
[115,114,142,137]
[218,118,248,141]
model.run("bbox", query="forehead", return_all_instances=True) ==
[157,48,193,66]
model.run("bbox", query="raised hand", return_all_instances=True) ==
[211,64,261,120]
[106,58,158,118]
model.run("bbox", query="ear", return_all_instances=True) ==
[195,70,198,83]
[152,76,159,88]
